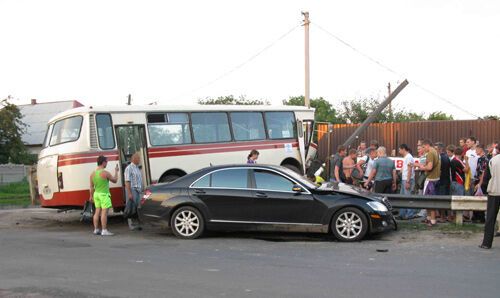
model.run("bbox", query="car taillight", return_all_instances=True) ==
[141,189,152,205]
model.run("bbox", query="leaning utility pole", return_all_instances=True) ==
[342,79,409,148]
[387,82,392,120]
[302,11,311,108]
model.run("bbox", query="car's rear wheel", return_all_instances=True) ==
[331,207,368,242]
[170,206,204,239]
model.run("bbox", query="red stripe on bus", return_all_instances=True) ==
[40,187,124,208]
[56,141,298,166]
[148,142,299,158]
[58,156,119,167]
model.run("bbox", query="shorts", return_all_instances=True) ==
[423,180,438,196]
[93,192,112,209]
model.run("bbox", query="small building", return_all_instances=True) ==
[18,99,84,155]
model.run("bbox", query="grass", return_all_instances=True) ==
[0,180,33,206]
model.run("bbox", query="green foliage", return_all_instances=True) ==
[483,115,499,120]
[282,96,343,123]
[198,95,269,105]
[0,180,29,194]
[0,97,34,164]
[0,181,31,205]
[339,98,389,124]
[392,110,426,122]
[427,111,454,121]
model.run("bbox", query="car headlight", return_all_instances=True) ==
[367,201,388,212]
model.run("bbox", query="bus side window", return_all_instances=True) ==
[191,112,231,143]
[264,112,297,139]
[147,113,192,146]
[96,114,115,150]
[230,112,266,141]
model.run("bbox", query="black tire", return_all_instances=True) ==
[331,207,368,242]
[282,163,301,174]
[159,174,181,183]
[170,206,204,239]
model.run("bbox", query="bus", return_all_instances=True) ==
[37,105,316,209]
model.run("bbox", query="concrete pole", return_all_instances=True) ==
[302,11,311,108]
[342,79,409,148]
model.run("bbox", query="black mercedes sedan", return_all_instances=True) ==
[139,164,395,242]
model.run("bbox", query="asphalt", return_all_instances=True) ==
[0,209,499,298]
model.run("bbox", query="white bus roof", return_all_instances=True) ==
[47,105,315,124]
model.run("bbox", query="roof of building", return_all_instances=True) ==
[18,100,84,145]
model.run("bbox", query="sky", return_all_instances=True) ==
[1,0,499,119]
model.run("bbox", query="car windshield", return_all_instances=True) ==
[278,167,318,189]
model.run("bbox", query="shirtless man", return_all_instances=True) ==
[343,149,357,185]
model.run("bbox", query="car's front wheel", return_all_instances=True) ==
[170,206,204,239]
[331,207,368,242]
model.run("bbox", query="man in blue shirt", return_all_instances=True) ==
[364,147,397,194]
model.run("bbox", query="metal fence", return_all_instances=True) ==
[0,164,28,185]
[317,120,500,160]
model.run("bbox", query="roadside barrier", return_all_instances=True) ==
[385,194,487,225]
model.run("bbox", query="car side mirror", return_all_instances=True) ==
[292,185,303,193]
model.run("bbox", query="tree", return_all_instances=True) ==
[427,111,454,121]
[392,110,426,122]
[282,96,343,123]
[0,97,34,164]
[338,98,390,124]
[198,95,269,105]
[483,115,499,120]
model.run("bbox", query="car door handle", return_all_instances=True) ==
[193,189,206,195]
[255,192,268,198]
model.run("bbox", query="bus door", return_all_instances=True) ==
[115,125,151,198]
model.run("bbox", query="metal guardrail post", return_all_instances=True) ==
[384,194,488,226]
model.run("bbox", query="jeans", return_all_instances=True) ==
[125,188,142,227]
[450,182,465,196]
[399,179,416,219]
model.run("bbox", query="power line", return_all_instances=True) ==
[164,23,301,104]
[312,22,481,119]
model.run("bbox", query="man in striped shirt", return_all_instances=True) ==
[125,153,144,230]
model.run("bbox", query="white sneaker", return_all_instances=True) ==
[93,229,101,235]
[101,230,114,236]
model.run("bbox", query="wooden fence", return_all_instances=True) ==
[316,120,500,160]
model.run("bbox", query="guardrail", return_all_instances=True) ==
[385,194,487,225]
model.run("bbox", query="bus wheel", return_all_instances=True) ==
[159,175,180,183]
[282,164,301,174]
[170,206,204,239]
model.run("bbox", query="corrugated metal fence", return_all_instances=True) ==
[0,164,28,185]
[317,120,500,160]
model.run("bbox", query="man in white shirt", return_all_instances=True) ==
[398,144,416,219]
[465,137,478,194]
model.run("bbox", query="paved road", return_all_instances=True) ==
[0,209,499,298]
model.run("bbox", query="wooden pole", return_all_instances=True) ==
[302,11,310,108]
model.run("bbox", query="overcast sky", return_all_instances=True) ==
[1,0,499,119]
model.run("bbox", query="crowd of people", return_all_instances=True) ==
[322,137,499,227]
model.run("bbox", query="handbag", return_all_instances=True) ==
[415,172,426,190]
[80,200,94,223]
[123,199,138,219]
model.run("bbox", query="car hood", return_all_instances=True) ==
[317,182,385,202]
